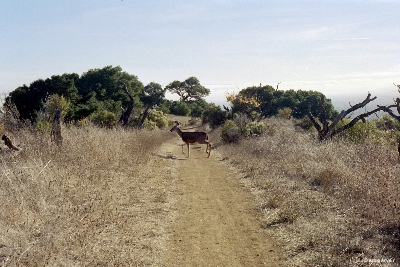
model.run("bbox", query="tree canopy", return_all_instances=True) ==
[165,76,210,102]
[4,67,214,127]
[227,85,338,121]
[6,66,143,122]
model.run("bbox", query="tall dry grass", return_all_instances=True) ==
[0,125,175,266]
[216,117,400,266]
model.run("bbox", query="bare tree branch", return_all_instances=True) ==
[307,105,322,132]
[378,104,400,121]
[309,93,384,140]
[332,106,386,137]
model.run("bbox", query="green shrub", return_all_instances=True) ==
[374,115,400,131]
[144,109,168,129]
[296,116,315,131]
[221,120,241,143]
[170,101,190,116]
[35,121,51,133]
[202,104,227,128]
[45,94,70,120]
[91,110,117,128]
[158,103,170,115]
[335,119,384,143]
[246,121,266,136]
[277,107,292,119]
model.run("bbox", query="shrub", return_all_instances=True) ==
[34,121,51,133]
[335,119,384,143]
[90,110,117,128]
[158,103,170,115]
[296,116,315,131]
[202,104,227,128]
[374,114,400,131]
[170,101,190,116]
[45,94,70,120]
[221,120,241,143]
[246,121,266,136]
[144,109,168,129]
[277,107,292,119]
[231,113,268,137]
[188,117,200,125]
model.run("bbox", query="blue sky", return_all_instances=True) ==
[1,0,399,108]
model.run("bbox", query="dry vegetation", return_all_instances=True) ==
[212,117,400,266]
[0,125,176,266]
[1,115,399,266]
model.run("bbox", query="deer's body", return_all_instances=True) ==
[170,121,211,158]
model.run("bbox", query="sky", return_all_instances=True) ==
[1,0,399,110]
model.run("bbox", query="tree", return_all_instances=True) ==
[139,82,166,128]
[227,85,275,121]
[6,74,79,121]
[202,103,227,128]
[166,76,210,102]
[76,66,143,122]
[118,81,135,126]
[226,85,337,122]
[307,93,386,140]
[287,90,337,119]
[226,92,261,121]
[5,66,144,124]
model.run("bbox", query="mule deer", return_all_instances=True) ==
[170,121,211,158]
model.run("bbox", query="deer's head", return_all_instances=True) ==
[170,121,180,132]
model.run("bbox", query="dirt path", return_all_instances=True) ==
[161,139,280,266]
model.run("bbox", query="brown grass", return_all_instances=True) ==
[2,116,399,266]
[0,125,175,266]
[215,117,400,266]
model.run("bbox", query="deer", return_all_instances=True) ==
[170,121,211,158]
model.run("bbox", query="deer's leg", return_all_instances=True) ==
[206,142,211,153]
[181,144,185,154]
[187,143,190,158]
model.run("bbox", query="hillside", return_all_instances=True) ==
[0,118,399,266]
[212,118,399,266]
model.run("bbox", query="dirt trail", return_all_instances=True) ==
[161,139,280,266]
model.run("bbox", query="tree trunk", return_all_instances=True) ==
[119,82,134,126]
[139,104,153,128]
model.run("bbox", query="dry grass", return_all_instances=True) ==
[216,117,400,266]
[0,125,175,266]
[2,116,399,266]
[0,123,5,136]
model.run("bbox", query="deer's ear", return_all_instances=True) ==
[174,121,180,126]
